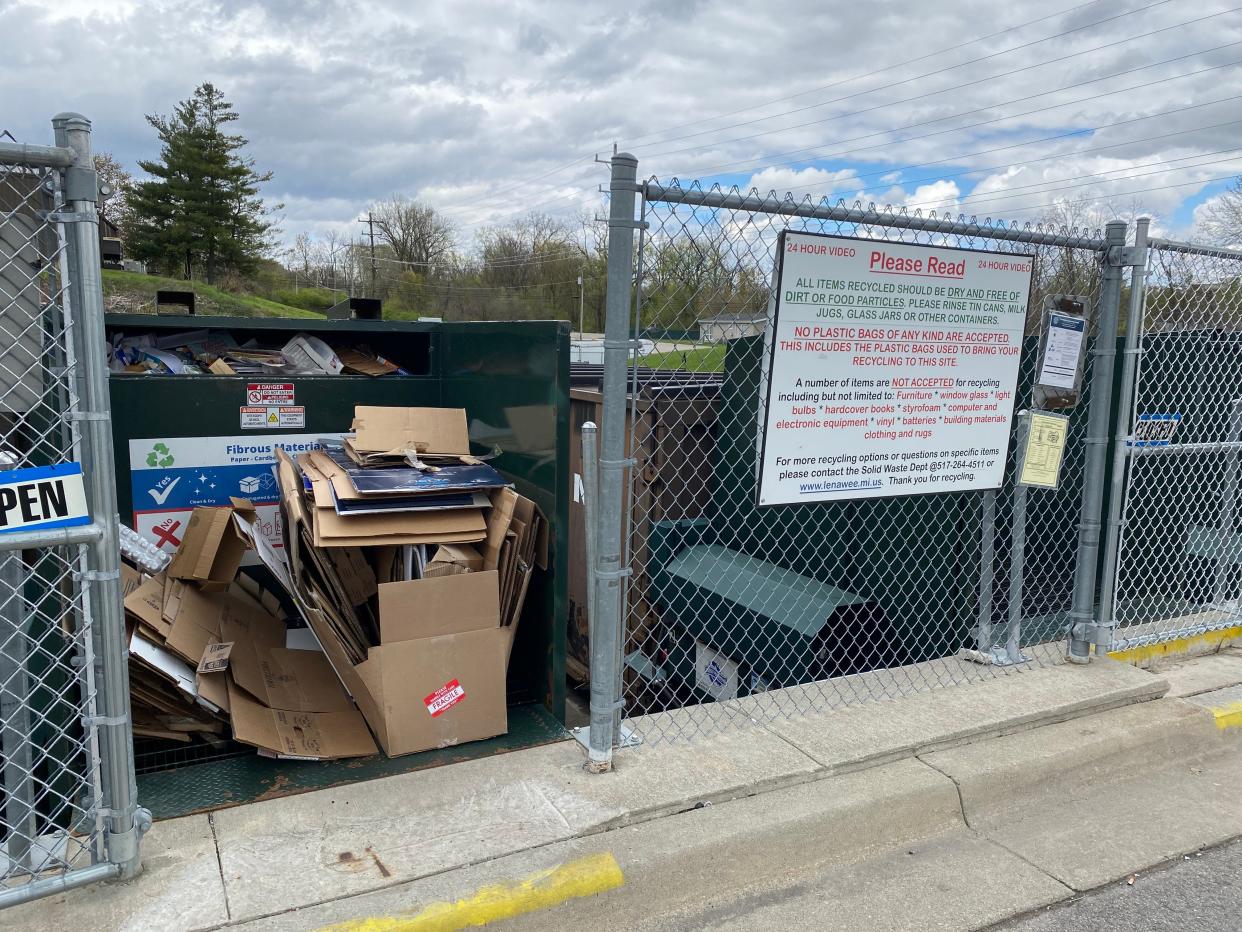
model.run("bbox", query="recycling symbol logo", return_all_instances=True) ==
[146,443,174,468]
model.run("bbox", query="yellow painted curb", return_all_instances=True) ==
[1107,626,1242,667]
[317,852,625,931]
[1210,700,1242,731]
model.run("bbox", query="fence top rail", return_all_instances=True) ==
[642,181,1109,251]
[1148,237,1242,262]
[0,141,75,169]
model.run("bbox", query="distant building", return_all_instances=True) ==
[99,214,123,269]
[697,313,767,343]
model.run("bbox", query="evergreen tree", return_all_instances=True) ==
[128,83,278,282]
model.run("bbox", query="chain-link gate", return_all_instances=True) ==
[582,154,1136,758]
[1108,231,1242,654]
[0,115,143,907]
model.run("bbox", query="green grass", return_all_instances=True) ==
[639,344,726,372]
[102,270,323,319]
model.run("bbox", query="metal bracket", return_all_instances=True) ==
[594,567,633,580]
[1120,246,1147,267]
[81,568,121,582]
[63,165,98,203]
[65,411,112,423]
[600,457,637,468]
[82,714,128,728]
[570,723,644,750]
[608,218,650,230]
[40,210,96,225]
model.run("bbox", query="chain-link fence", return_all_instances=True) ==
[0,116,142,907]
[581,155,1138,754]
[1109,235,1242,654]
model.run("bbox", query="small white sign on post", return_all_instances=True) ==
[0,462,90,533]
[757,231,1035,506]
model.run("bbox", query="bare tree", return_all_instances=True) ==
[1195,178,1242,247]
[93,151,134,239]
[370,195,456,268]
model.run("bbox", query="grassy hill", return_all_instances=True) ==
[102,270,323,319]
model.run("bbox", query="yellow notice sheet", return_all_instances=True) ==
[1018,411,1069,489]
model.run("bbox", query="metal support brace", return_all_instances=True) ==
[1068,221,1130,664]
[1096,219,1151,653]
[587,151,640,774]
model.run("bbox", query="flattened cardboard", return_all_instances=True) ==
[377,571,500,643]
[124,574,170,639]
[226,679,376,760]
[311,502,486,548]
[165,585,277,667]
[121,563,141,598]
[197,642,233,674]
[166,499,255,589]
[483,488,518,571]
[351,406,471,455]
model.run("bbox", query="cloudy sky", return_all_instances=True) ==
[4,0,1241,248]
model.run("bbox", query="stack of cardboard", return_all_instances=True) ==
[124,405,548,762]
[123,498,377,759]
[250,406,547,757]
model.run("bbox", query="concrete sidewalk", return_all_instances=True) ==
[2,654,1239,931]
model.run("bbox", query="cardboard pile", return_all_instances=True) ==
[123,498,377,759]
[256,406,547,757]
[124,405,548,761]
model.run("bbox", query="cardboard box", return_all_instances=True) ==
[167,499,255,589]
[424,543,483,578]
[293,557,509,757]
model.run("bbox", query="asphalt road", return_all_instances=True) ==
[993,837,1242,932]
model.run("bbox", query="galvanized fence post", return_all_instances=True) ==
[587,152,639,773]
[51,113,146,876]
[1068,220,1129,663]
[1097,218,1150,636]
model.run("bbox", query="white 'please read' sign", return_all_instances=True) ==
[757,231,1035,506]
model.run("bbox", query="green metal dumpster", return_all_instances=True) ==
[104,313,570,814]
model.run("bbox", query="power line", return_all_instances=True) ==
[763,112,1242,202]
[617,0,1113,147]
[449,0,1221,227]
[641,6,1237,163]
[632,0,1181,156]
[658,57,1242,184]
[450,43,1240,235]
[431,0,1113,214]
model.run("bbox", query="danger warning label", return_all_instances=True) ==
[240,406,306,430]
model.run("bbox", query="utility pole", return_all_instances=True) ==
[578,274,585,339]
[359,213,378,297]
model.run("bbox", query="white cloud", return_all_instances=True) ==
[743,166,859,198]
[3,0,1239,246]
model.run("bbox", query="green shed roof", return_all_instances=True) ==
[665,544,865,637]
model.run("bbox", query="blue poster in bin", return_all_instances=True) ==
[0,462,90,533]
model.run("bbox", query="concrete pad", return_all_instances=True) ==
[979,746,1242,891]
[1152,649,1242,698]
[763,659,1167,773]
[213,723,819,922]
[232,758,966,931]
[0,815,227,932]
[922,698,1233,821]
